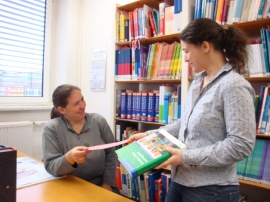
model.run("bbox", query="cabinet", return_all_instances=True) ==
[114,0,270,201]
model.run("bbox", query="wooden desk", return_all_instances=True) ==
[17,151,134,202]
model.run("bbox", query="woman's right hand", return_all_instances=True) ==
[128,132,148,144]
[66,146,90,165]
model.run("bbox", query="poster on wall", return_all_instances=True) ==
[90,46,107,91]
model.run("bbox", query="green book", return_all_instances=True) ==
[115,129,186,178]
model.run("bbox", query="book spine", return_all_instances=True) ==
[125,19,129,41]
[155,92,160,123]
[159,3,167,36]
[147,92,156,122]
[132,92,137,120]
[233,0,244,22]
[257,0,267,18]
[148,11,157,37]
[141,92,149,121]
[136,92,142,121]
[120,92,127,119]
[174,0,183,32]
[126,92,133,119]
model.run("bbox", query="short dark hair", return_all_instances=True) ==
[50,84,81,119]
[180,18,249,75]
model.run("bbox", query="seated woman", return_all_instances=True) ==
[42,84,118,193]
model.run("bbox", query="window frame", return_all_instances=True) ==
[0,0,52,107]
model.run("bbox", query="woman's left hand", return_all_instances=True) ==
[155,147,183,169]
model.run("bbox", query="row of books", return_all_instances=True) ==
[194,0,270,25]
[255,84,270,135]
[237,139,270,185]
[115,42,182,81]
[116,163,171,202]
[115,1,194,42]
[116,85,181,124]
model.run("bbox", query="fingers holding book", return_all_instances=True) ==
[155,146,183,169]
[127,132,148,144]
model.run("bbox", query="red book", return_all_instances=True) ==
[133,8,140,40]
[129,11,134,41]
[115,164,122,192]
[154,178,162,202]
[148,11,157,37]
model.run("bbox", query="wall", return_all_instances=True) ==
[80,0,135,129]
[0,0,135,156]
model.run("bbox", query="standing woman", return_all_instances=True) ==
[129,18,256,201]
[43,84,118,192]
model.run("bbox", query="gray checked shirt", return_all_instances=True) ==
[161,63,256,187]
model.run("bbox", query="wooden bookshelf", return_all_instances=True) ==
[116,33,180,46]
[228,18,270,38]
[114,1,270,200]
[256,134,270,138]
[245,76,270,82]
[115,79,181,84]
[239,179,270,190]
[115,117,165,126]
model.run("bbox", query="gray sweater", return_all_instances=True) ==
[42,113,116,187]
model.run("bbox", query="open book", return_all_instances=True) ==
[17,157,64,188]
[115,129,186,178]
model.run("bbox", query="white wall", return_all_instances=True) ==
[0,0,135,127]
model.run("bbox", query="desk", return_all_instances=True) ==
[17,151,134,202]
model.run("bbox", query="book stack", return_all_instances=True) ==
[115,1,194,43]
[237,139,270,185]
[194,0,270,25]
[246,29,270,77]
[117,85,182,124]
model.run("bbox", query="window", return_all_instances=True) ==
[0,0,51,103]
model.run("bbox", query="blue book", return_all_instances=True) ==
[232,0,244,23]
[260,28,270,74]
[126,92,133,119]
[141,92,149,121]
[262,141,270,184]
[260,95,270,134]
[177,84,181,119]
[136,92,142,121]
[148,170,162,202]
[258,140,268,181]
[163,93,172,124]
[120,92,127,119]
[115,50,119,78]
[196,0,203,19]
[211,0,217,20]
[137,8,143,39]
[147,92,156,122]
[132,92,137,120]
[264,28,270,74]
[257,0,266,19]
[155,92,160,123]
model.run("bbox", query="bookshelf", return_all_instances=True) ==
[114,0,270,201]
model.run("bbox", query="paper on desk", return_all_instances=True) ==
[17,157,64,189]
[88,140,128,150]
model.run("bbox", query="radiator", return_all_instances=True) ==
[0,121,33,155]
[0,121,47,160]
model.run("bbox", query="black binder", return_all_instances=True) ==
[0,146,17,202]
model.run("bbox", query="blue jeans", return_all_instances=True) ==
[165,181,239,202]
